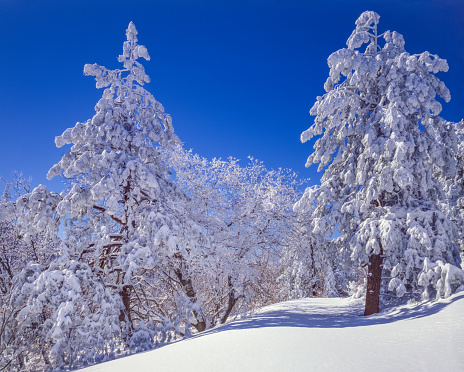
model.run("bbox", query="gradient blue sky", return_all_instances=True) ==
[1,0,463,192]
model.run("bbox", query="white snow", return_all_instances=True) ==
[80,292,464,372]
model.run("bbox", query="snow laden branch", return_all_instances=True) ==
[0,175,58,370]
[297,10,463,316]
[12,22,207,370]
[165,146,309,326]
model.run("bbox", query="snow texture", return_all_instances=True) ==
[80,292,464,372]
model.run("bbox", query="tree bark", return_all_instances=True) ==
[220,275,238,324]
[310,242,318,297]
[119,285,133,333]
[364,245,384,316]
[174,269,206,332]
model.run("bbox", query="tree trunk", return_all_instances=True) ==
[220,275,238,324]
[119,285,133,333]
[364,246,384,316]
[310,242,318,297]
[174,269,206,332]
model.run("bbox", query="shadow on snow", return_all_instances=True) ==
[189,292,464,338]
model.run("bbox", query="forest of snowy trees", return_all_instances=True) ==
[0,11,463,371]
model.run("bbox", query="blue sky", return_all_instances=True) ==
[1,0,463,193]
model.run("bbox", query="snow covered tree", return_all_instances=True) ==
[415,120,464,301]
[14,22,209,369]
[0,176,58,370]
[278,220,356,300]
[445,119,464,257]
[0,174,54,283]
[296,11,461,315]
[166,147,303,324]
[278,219,325,299]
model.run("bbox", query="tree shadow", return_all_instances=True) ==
[191,292,464,339]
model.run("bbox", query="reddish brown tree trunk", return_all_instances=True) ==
[364,247,384,316]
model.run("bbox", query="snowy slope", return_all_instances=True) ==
[81,292,464,372]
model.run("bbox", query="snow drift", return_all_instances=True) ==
[81,292,464,372]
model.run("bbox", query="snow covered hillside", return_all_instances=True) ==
[81,292,464,372]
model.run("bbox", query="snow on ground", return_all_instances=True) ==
[81,292,464,372]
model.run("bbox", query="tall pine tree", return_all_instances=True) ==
[16,22,209,369]
[296,11,461,315]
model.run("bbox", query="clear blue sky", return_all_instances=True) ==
[1,0,463,192]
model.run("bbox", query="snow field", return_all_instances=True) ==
[81,292,464,372]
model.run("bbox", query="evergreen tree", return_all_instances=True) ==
[296,11,461,315]
[15,22,209,369]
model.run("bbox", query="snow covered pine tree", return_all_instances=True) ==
[295,11,462,315]
[15,22,209,369]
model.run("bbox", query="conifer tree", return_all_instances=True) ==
[15,22,209,368]
[296,11,461,315]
